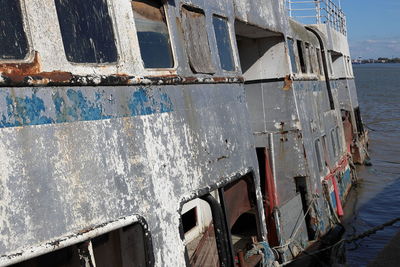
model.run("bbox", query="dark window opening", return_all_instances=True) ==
[12,223,149,267]
[297,40,306,73]
[322,134,330,167]
[287,38,298,73]
[55,0,118,63]
[222,175,263,266]
[0,0,29,60]
[181,6,214,74]
[182,207,198,233]
[132,0,174,68]
[12,245,80,267]
[354,107,364,136]
[315,139,323,173]
[305,43,313,73]
[335,126,341,153]
[213,16,235,71]
[294,177,316,240]
[331,129,338,157]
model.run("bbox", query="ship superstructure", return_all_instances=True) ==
[0,0,366,266]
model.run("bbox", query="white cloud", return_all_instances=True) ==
[349,37,400,59]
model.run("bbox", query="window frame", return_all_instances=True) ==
[131,0,176,71]
[9,216,154,267]
[0,0,33,63]
[211,13,236,72]
[287,37,298,74]
[54,0,120,66]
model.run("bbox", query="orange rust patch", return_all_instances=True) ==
[0,52,73,84]
[0,51,41,76]
[283,75,293,90]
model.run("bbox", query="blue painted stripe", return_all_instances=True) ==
[0,87,173,128]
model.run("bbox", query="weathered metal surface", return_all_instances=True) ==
[0,83,259,266]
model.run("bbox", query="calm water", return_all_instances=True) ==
[343,64,400,266]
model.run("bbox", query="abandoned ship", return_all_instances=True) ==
[0,0,368,266]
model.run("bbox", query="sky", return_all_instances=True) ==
[340,0,400,59]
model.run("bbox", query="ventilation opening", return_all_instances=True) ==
[182,207,197,233]
[297,40,306,73]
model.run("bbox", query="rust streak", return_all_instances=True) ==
[283,75,293,90]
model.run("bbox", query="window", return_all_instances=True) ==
[331,129,338,157]
[315,138,323,172]
[297,40,306,73]
[0,0,29,60]
[316,48,323,76]
[12,223,150,267]
[287,38,298,73]
[305,43,313,74]
[55,0,118,63]
[181,6,214,74]
[132,0,174,68]
[335,126,341,153]
[328,51,334,76]
[212,16,235,71]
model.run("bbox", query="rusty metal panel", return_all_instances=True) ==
[181,6,215,74]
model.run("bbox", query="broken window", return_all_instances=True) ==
[55,0,118,63]
[12,223,150,267]
[181,6,214,74]
[132,0,174,68]
[297,40,306,73]
[213,16,235,71]
[0,0,29,60]
[287,38,298,73]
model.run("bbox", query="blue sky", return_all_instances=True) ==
[341,0,400,59]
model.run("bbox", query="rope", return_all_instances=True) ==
[277,216,400,266]
[346,217,400,243]
[272,196,317,250]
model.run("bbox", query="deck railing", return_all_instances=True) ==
[286,0,347,35]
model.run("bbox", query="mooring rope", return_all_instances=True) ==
[278,216,400,266]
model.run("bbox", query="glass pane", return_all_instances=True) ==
[0,0,28,60]
[287,38,297,73]
[212,16,234,71]
[181,6,214,74]
[55,0,118,63]
[132,0,174,68]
